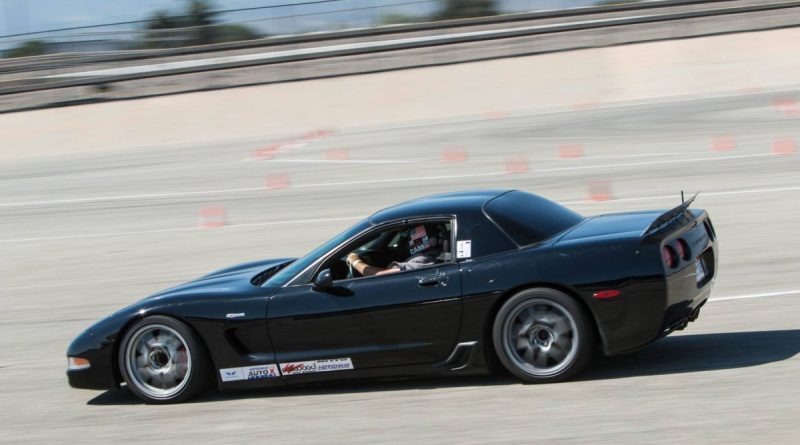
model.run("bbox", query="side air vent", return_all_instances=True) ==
[437,341,478,371]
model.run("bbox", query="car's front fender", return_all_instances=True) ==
[66,307,141,390]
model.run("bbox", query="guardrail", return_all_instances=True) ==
[0,0,755,73]
[2,0,797,97]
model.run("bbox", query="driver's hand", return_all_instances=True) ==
[346,253,360,266]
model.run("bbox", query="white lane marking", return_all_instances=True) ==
[247,152,693,164]
[537,153,776,172]
[0,172,505,208]
[571,152,692,160]
[0,216,362,244]
[561,185,800,206]
[41,14,649,79]
[251,159,411,164]
[1,149,787,208]
[0,186,266,207]
[711,289,800,302]
[294,172,505,188]
[3,184,799,243]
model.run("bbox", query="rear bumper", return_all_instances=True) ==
[660,281,711,337]
[660,241,716,335]
[588,210,717,356]
[592,250,716,356]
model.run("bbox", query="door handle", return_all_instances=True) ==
[418,274,445,287]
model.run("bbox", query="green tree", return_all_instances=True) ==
[148,11,179,30]
[141,0,258,48]
[185,0,218,45]
[4,40,46,58]
[380,13,420,26]
[594,0,643,5]
[434,0,499,21]
[210,24,259,43]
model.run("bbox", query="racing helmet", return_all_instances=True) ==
[405,223,447,256]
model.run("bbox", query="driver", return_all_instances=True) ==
[346,224,445,277]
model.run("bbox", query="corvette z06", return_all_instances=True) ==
[67,189,717,403]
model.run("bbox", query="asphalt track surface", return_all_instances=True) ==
[1,91,799,444]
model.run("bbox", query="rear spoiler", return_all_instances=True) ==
[643,192,699,239]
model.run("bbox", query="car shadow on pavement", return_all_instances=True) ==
[88,329,800,405]
[579,328,800,381]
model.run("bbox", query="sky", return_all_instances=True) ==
[0,0,601,38]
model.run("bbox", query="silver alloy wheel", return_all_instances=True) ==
[124,323,192,400]
[501,298,579,377]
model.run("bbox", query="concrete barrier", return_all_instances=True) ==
[1,27,798,162]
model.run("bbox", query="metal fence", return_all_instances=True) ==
[1,0,610,54]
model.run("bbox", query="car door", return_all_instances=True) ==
[267,222,462,379]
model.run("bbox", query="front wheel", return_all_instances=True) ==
[492,288,594,382]
[119,315,210,403]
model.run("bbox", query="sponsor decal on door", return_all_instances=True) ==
[281,357,354,376]
[221,358,354,381]
[220,364,280,382]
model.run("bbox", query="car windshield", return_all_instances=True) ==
[263,218,372,287]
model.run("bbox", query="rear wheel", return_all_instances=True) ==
[119,315,210,404]
[493,288,594,382]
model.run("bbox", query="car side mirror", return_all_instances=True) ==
[313,269,334,291]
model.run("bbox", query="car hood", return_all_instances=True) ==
[143,257,295,302]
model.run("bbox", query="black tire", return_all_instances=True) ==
[118,315,211,404]
[492,287,594,383]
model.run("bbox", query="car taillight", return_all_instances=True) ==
[675,238,690,260]
[662,246,678,269]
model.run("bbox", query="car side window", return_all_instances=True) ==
[314,220,454,283]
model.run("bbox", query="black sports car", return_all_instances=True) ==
[67,189,717,403]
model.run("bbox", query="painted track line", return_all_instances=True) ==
[251,159,411,164]
[0,172,506,208]
[0,216,363,244]
[562,185,800,206]
[2,185,799,243]
[575,152,692,159]
[249,152,696,165]
[1,150,786,208]
[537,153,777,172]
[295,172,505,189]
[0,186,265,208]
[711,289,800,302]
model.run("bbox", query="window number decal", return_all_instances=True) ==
[456,240,472,259]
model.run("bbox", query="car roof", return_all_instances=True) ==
[369,189,512,224]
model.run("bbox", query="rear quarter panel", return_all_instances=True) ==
[461,233,668,356]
